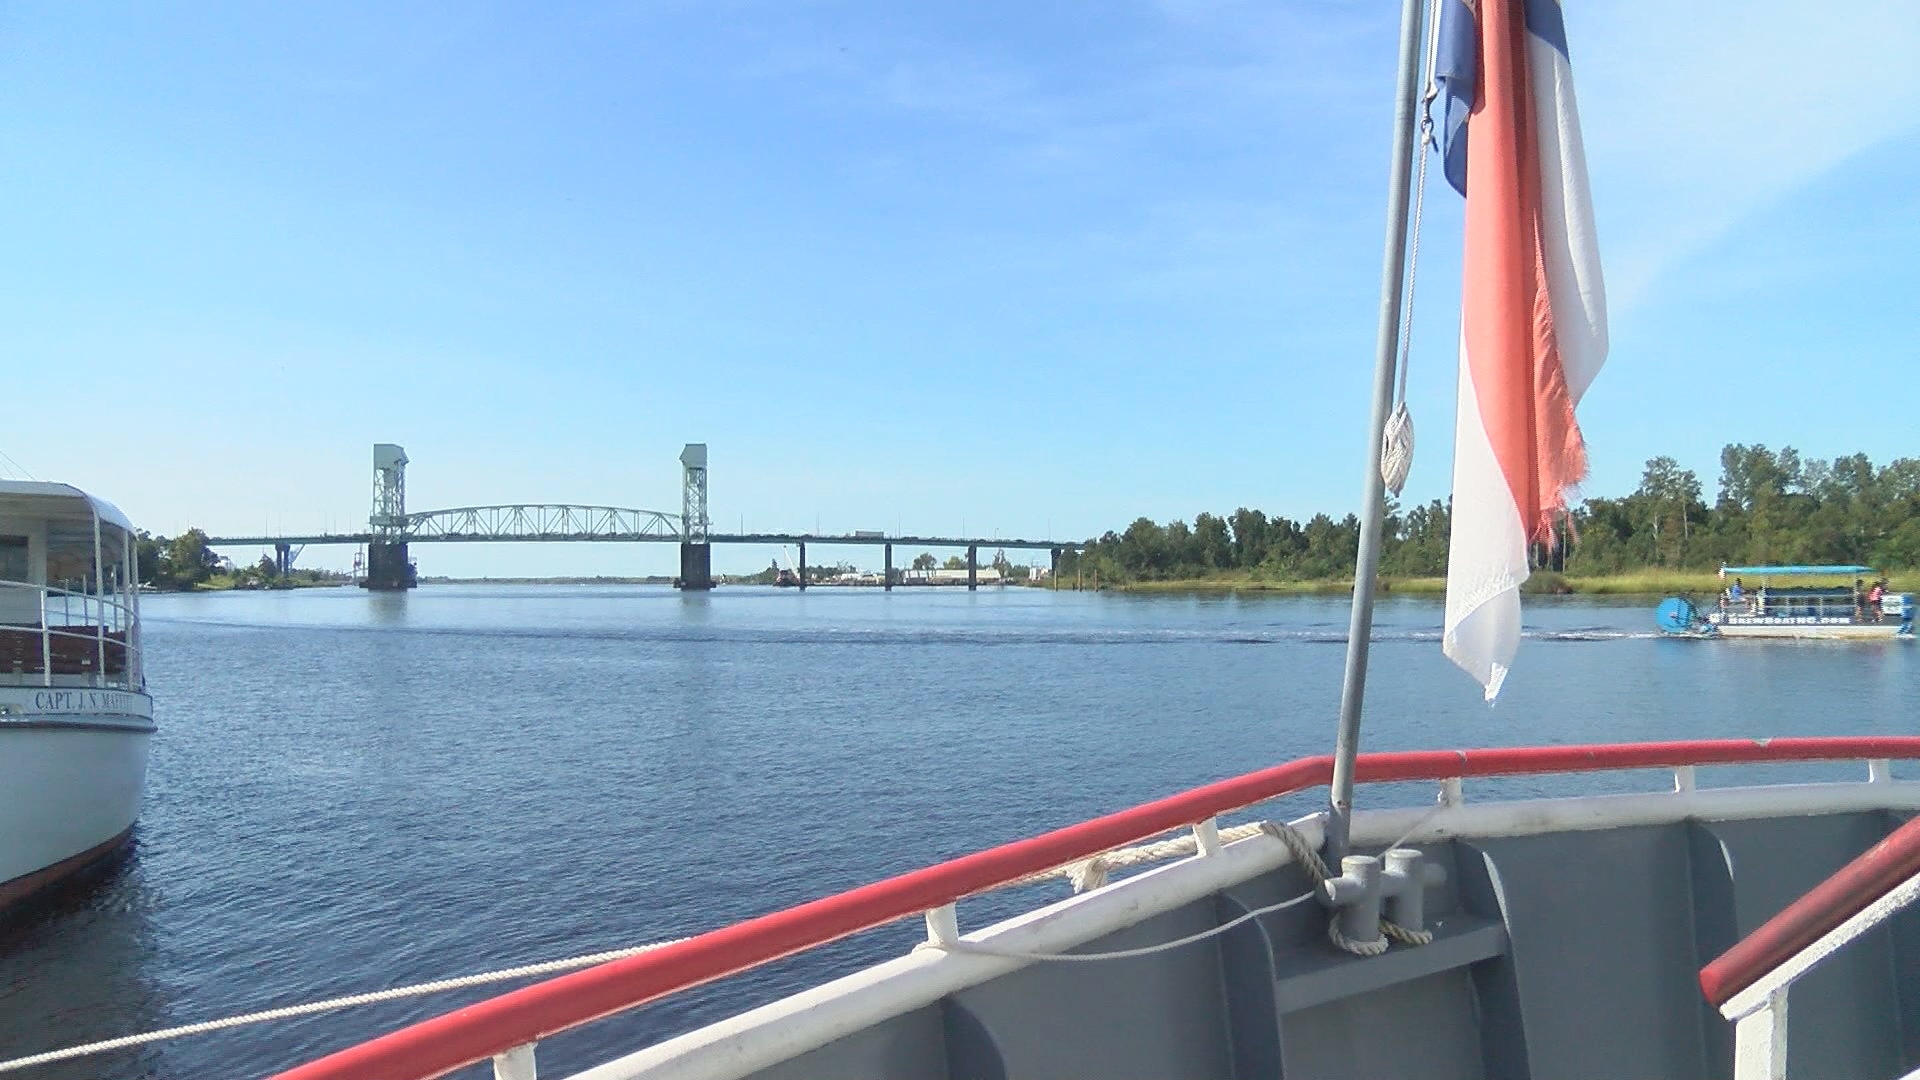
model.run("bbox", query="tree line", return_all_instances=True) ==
[735,549,1034,584]
[135,528,348,590]
[1057,445,1920,584]
[136,529,220,589]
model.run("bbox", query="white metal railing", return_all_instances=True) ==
[1702,815,1920,1080]
[0,578,143,689]
[1710,590,1915,625]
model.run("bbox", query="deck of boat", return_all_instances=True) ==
[264,743,1920,1080]
[591,787,1920,1080]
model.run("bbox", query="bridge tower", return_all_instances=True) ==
[676,443,712,590]
[363,443,417,591]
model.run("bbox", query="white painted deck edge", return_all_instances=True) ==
[566,780,1920,1080]
[1723,870,1920,1021]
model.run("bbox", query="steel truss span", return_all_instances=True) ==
[401,505,684,543]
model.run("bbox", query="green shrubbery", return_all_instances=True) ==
[1058,445,1920,589]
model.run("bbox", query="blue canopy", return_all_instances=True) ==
[1719,565,1876,577]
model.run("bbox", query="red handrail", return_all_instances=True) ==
[273,736,1920,1080]
[1700,811,1920,1008]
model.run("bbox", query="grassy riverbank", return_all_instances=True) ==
[1097,576,1441,595]
[185,572,353,592]
[1564,569,1918,594]
[1065,569,1920,597]
[421,575,677,585]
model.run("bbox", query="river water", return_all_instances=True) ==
[1,585,1914,1078]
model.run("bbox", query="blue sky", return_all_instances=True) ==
[3,1,1917,577]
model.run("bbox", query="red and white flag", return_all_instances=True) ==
[1434,0,1608,700]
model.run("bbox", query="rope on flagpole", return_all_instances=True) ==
[1381,0,1444,499]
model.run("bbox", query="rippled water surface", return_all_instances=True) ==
[2,585,1915,1077]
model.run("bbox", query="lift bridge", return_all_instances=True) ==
[206,443,1073,591]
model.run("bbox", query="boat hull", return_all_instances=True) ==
[0,690,153,917]
[1708,619,1913,640]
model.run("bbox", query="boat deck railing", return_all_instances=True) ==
[1700,812,1920,1080]
[1710,591,1904,623]
[264,737,1920,1080]
[0,578,143,690]
[1712,580,1904,622]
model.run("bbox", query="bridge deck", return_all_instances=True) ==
[207,531,1073,550]
[208,505,1073,551]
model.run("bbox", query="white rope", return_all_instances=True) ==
[0,824,1269,1073]
[1386,801,1449,855]
[0,448,35,482]
[917,888,1318,962]
[0,938,690,1074]
[1380,405,1415,499]
[924,817,1442,964]
[1018,822,1269,894]
[1261,820,1434,955]
[1381,0,1444,499]
[0,808,1449,1072]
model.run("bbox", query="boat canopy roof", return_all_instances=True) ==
[0,480,137,536]
[1719,565,1877,578]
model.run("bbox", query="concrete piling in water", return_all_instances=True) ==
[678,543,712,590]
[363,542,415,590]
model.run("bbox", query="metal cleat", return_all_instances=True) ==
[1381,847,1447,935]
[1322,854,1387,950]
[1321,847,1447,950]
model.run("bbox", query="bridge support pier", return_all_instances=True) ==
[363,542,416,591]
[798,542,807,591]
[275,542,292,578]
[884,543,893,591]
[967,545,977,591]
[1050,547,1060,587]
[678,543,712,591]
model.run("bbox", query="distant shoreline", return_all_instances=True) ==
[152,574,351,593]
[1073,569,1918,597]
[156,569,1917,596]
[420,576,677,586]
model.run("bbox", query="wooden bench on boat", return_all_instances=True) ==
[0,625,131,678]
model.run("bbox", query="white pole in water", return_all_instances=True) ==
[1326,0,1430,861]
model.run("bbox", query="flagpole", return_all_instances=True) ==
[1325,0,1429,861]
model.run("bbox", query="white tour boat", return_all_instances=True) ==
[0,481,153,918]
[1658,565,1916,641]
